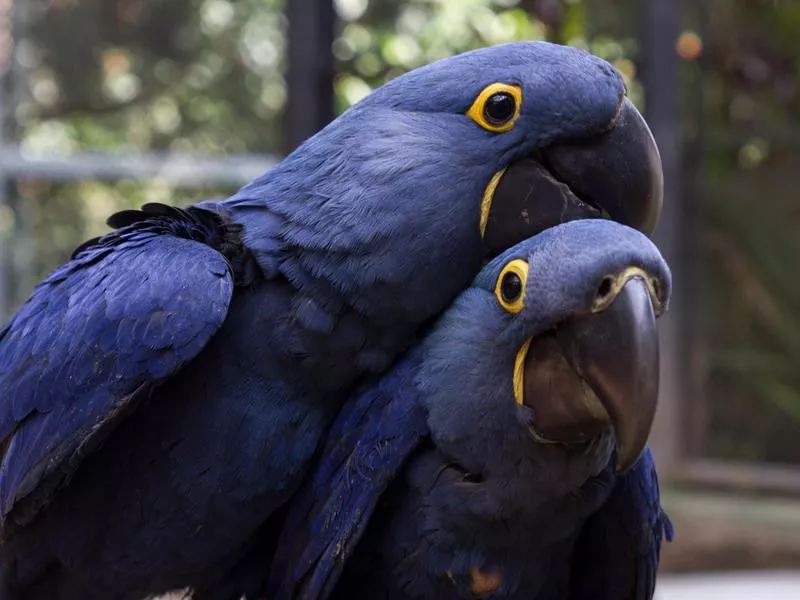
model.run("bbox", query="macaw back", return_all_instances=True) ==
[0,240,342,599]
[0,205,376,599]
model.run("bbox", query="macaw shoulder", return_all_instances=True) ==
[0,203,254,529]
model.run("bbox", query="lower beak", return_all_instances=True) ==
[518,273,660,473]
[482,98,663,256]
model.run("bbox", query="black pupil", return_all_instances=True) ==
[500,272,523,303]
[484,92,515,124]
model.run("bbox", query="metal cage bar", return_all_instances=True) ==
[0,0,337,314]
[638,0,685,473]
[0,147,276,186]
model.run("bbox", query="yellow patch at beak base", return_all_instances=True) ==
[513,338,532,405]
[479,168,507,238]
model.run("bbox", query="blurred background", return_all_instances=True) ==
[0,0,798,597]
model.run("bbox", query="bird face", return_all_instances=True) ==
[243,42,665,344]
[422,220,670,477]
[491,220,669,472]
[360,41,663,257]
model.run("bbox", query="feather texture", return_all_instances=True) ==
[0,41,643,599]
[272,221,673,600]
[270,349,428,600]
[0,205,242,530]
[569,448,674,600]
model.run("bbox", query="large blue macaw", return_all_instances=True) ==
[270,220,674,600]
[0,42,662,599]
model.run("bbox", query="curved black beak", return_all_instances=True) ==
[483,98,663,257]
[558,275,660,472]
[520,271,661,473]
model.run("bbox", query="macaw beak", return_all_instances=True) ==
[516,268,662,473]
[482,98,663,256]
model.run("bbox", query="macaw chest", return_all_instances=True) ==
[335,450,591,600]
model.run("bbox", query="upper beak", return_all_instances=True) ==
[482,98,663,256]
[518,269,661,473]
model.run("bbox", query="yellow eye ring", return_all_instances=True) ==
[467,83,522,133]
[495,259,528,313]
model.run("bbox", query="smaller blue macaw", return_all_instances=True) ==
[270,219,674,600]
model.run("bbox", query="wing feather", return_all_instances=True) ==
[570,448,673,600]
[269,352,428,600]
[0,206,238,528]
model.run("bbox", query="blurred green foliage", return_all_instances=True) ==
[690,1,800,463]
[331,0,642,111]
[3,0,800,463]
[6,0,642,299]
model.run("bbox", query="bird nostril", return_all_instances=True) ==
[596,276,614,301]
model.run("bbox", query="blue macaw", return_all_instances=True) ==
[0,42,662,599]
[270,219,674,600]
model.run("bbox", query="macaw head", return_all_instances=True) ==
[359,41,662,249]
[231,41,662,358]
[419,219,670,492]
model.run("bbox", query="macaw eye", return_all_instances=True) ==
[495,259,528,313]
[467,83,522,133]
[501,272,523,302]
[484,93,516,125]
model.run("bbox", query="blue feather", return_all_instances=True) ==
[569,449,673,600]
[0,207,238,526]
[272,220,673,600]
[0,41,639,599]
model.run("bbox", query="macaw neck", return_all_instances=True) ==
[226,105,492,317]
[218,112,491,385]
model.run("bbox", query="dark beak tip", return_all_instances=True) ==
[614,457,634,475]
[614,419,657,473]
[615,443,648,474]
